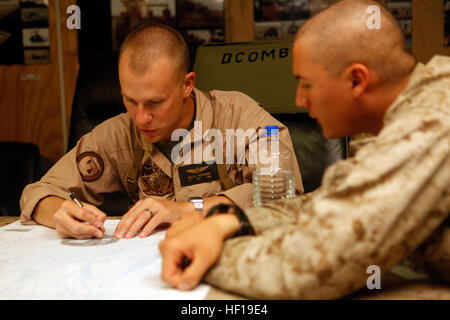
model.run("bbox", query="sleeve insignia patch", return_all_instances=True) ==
[76,151,104,182]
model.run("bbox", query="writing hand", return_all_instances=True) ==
[53,200,106,239]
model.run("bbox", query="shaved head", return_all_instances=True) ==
[119,22,190,80]
[295,0,415,82]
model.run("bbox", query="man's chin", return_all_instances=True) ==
[321,126,345,139]
[141,131,162,143]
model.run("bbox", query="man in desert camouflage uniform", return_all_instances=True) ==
[159,0,450,298]
[19,23,303,240]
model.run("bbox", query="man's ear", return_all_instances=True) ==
[345,63,370,98]
[183,72,195,98]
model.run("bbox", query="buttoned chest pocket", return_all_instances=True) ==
[174,180,222,202]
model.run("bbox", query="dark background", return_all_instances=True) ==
[77,0,113,63]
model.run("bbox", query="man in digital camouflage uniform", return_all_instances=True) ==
[159,0,450,298]
[19,23,303,240]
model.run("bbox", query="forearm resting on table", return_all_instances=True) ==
[32,196,65,228]
[209,213,241,240]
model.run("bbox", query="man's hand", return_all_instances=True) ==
[166,210,205,238]
[114,198,190,239]
[114,196,234,239]
[159,214,240,290]
[53,200,107,239]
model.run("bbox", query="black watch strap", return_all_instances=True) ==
[206,203,255,237]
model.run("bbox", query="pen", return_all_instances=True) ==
[69,191,105,233]
[69,192,84,207]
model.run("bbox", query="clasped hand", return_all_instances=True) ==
[159,210,241,291]
[159,215,224,291]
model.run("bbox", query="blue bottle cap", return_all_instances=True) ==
[265,125,279,135]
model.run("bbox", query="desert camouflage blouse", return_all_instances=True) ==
[205,55,450,299]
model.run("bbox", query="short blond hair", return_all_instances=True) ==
[119,22,189,79]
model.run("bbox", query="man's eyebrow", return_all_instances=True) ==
[121,92,164,103]
[121,92,133,101]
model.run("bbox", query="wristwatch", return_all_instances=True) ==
[206,203,255,237]
[189,197,204,212]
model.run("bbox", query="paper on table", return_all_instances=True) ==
[0,220,211,300]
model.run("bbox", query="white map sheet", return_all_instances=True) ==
[0,220,211,300]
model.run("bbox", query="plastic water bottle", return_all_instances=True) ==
[253,125,296,207]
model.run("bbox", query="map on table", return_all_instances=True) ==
[0,220,210,300]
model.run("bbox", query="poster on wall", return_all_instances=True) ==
[111,0,176,52]
[111,0,225,53]
[20,0,50,64]
[175,0,224,48]
[182,29,224,45]
[0,0,22,64]
[0,0,50,65]
[176,0,224,29]
[255,0,310,21]
[253,0,413,45]
[254,0,310,41]
[386,0,412,49]
[445,0,450,46]
[21,6,48,24]
[22,28,48,47]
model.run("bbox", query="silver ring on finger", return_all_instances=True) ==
[144,208,155,219]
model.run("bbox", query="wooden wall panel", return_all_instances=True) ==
[0,0,63,163]
[60,0,79,133]
[412,0,450,63]
[225,0,255,42]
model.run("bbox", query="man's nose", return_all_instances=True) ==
[135,104,153,126]
[295,90,310,109]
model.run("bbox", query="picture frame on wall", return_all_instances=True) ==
[20,0,50,65]
[385,0,413,50]
[254,0,311,22]
[20,7,48,24]
[22,27,49,47]
[23,48,50,64]
[176,0,224,29]
[254,0,310,41]
[19,0,47,7]
[0,0,22,64]
[254,21,282,40]
[181,28,224,44]
[0,0,50,65]
[281,19,307,40]
[386,0,412,20]
[254,19,306,41]
[111,0,176,51]
[108,0,225,64]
